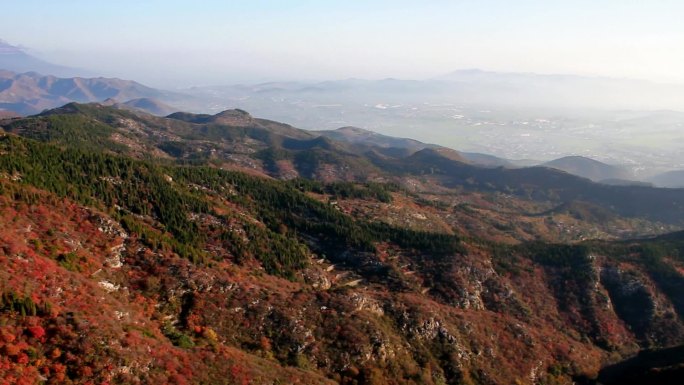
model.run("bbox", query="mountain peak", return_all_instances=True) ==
[101,98,119,106]
[544,155,617,168]
[210,109,254,125]
[413,147,467,163]
[336,126,371,132]
[165,109,255,126]
[117,98,178,116]
[0,39,24,55]
[214,108,251,118]
[542,155,629,182]
[0,40,91,77]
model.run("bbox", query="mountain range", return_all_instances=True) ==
[102,97,180,116]
[5,37,684,112]
[187,69,684,114]
[3,43,684,178]
[4,102,683,225]
[1,102,684,384]
[314,126,669,186]
[1,69,680,188]
[2,40,684,384]
[3,102,684,384]
[0,70,181,115]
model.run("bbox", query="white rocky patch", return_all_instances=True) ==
[98,280,120,293]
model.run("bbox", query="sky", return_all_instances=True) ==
[3,0,684,87]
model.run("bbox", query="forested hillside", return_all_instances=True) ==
[1,105,684,384]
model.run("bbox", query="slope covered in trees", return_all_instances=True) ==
[1,105,684,384]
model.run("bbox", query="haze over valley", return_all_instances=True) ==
[4,37,684,184]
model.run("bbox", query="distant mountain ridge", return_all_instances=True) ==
[102,97,180,116]
[314,126,654,182]
[188,69,684,115]
[315,126,515,167]
[0,40,88,77]
[460,152,517,168]
[436,68,620,83]
[315,126,435,152]
[0,70,179,115]
[542,156,631,182]
[4,101,684,227]
[649,170,684,188]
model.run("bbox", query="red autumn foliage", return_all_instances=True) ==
[26,325,46,339]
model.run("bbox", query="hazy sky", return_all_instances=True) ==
[3,0,684,87]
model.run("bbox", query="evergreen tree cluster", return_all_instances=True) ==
[0,134,464,277]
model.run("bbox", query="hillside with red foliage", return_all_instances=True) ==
[1,175,682,384]
[0,183,336,385]
[1,106,684,384]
